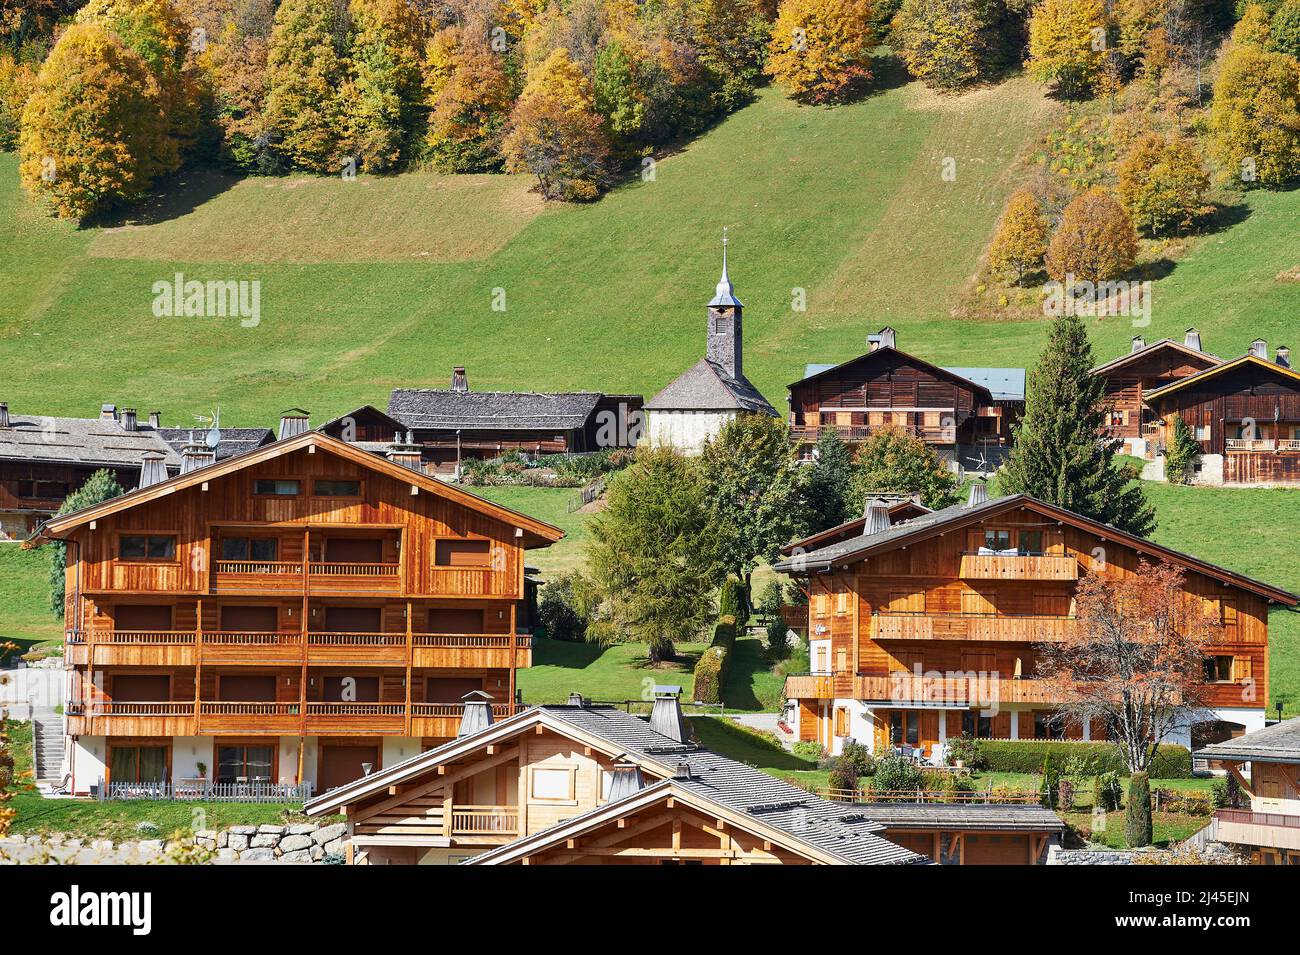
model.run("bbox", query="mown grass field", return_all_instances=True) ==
[0,546,61,647]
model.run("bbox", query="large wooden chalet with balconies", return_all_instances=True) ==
[36,429,562,797]
[775,487,1297,762]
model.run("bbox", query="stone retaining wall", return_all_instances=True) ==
[0,822,349,865]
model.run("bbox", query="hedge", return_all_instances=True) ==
[978,740,1193,778]
[693,615,737,704]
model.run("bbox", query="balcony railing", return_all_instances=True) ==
[410,702,515,719]
[205,630,301,646]
[214,560,302,575]
[307,631,406,646]
[871,613,1076,642]
[958,552,1079,581]
[791,424,957,445]
[67,701,195,717]
[308,562,400,577]
[98,780,313,802]
[1225,438,1300,452]
[450,805,519,836]
[76,629,522,663]
[1215,808,1300,830]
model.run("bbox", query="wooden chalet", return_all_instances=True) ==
[36,430,563,797]
[0,403,180,539]
[1090,329,1222,454]
[789,329,1023,473]
[775,488,1298,763]
[1142,346,1300,486]
[304,688,1063,865]
[1196,718,1300,865]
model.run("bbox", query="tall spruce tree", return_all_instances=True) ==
[803,428,858,532]
[1000,313,1156,536]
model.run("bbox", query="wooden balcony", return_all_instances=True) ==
[306,631,407,666]
[409,702,516,739]
[853,674,1062,705]
[1225,439,1300,452]
[200,701,303,734]
[202,630,303,664]
[211,560,403,594]
[871,614,1076,642]
[791,424,957,445]
[783,673,835,700]
[451,805,519,837]
[74,630,196,666]
[305,702,406,734]
[66,701,198,736]
[411,633,532,669]
[1212,808,1300,852]
[307,561,402,594]
[958,552,1078,581]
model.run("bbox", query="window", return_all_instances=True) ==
[314,479,361,497]
[119,534,176,560]
[216,744,274,784]
[1018,530,1043,555]
[983,529,1012,552]
[889,711,920,747]
[1220,598,1238,626]
[962,711,993,739]
[1195,425,1210,441]
[1033,711,1062,740]
[220,537,278,561]
[1203,655,1233,683]
[253,479,299,496]
[530,767,575,801]
[109,744,168,784]
[17,480,68,499]
[435,539,491,568]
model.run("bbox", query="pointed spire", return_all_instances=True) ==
[707,227,742,308]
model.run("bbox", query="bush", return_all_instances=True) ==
[1059,777,1076,811]
[692,614,738,704]
[1095,771,1124,811]
[1126,772,1153,847]
[943,733,987,770]
[1154,788,1214,816]
[765,615,792,662]
[872,755,924,797]
[1040,753,1061,808]
[792,740,826,762]
[977,740,1192,778]
[537,573,591,642]
[841,740,876,777]
[828,756,860,793]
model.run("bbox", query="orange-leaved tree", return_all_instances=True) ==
[766,0,873,104]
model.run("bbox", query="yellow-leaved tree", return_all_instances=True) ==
[1116,133,1210,236]
[1027,0,1108,98]
[892,0,994,91]
[1045,187,1139,283]
[766,0,874,104]
[342,0,424,172]
[988,188,1049,284]
[501,48,610,200]
[264,0,347,173]
[19,21,172,219]
[426,27,516,173]
[1208,36,1300,187]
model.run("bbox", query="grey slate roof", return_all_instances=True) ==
[1196,718,1300,765]
[856,803,1064,832]
[157,427,275,462]
[644,358,779,415]
[1090,338,1222,376]
[800,362,1025,401]
[388,389,604,432]
[0,413,181,470]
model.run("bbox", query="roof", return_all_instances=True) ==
[1195,718,1300,765]
[941,367,1026,402]
[305,704,924,865]
[780,498,932,556]
[1143,354,1300,402]
[772,492,1299,605]
[388,389,604,432]
[157,427,275,462]
[34,430,565,548]
[0,413,180,470]
[644,358,779,415]
[316,405,407,437]
[853,803,1064,832]
[791,347,998,403]
[1090,338,1222,377]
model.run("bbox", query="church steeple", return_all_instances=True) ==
[706,228,743,380]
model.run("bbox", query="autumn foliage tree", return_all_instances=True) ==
[892,0,996,91]
[850,425,961,509]
[343,0,425,171]
[988,188,1049,283]
[1273,0,1300,59]
[19,21,174,219]
[1027,0,1108,98]
[1208,39,1300,187]
[766,0,874,103]
[426,28,515,173]
[264,0,348,173]
[1116,133,1210,236]
[501,48,610,200]
[1045,187,1139,283]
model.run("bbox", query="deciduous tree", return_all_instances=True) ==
[426,28,515,172]
[988,188,1049,284]
[1116,133,1210,236]
[892,0,995,91]
[48,469,125,614]
[1044,187,1138,283]
[766,0,873,104]
[343,0,425,171]
[1208,40,1300,186]
[264,0,348,173]
[1000,311,1157,536]
[1272,0,1300,58]
[1026,0,1108,98]
[850,425,961,510]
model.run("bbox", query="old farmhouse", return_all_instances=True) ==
[37,430,563,797]
[1196,718,1300,865]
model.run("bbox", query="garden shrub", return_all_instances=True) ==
[792,740,826,762]
[840,740,876,777]
[978,740,1192,777]
[1095,771,1124,811]
[1039,753,1061,808]
[828,756,860,794]
[537,573,591,642]
[943,733,988,770]
[692,615,738,704]
[872,755,924,798]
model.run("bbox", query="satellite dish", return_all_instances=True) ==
[205,428,220,449]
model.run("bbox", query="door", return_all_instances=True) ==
[322,606,382,633]
[318,744,380,792]
[115,604,173,631]
[220,605,279,632]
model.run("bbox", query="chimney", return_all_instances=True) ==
[458,690,495,737]
[606,758,647,801]
[1131,335,1145,353]
[1276,346,1291,369]
[147,411,162,429]
[180,441,215,475]
[278,409,310,440]
[0,403,8,428]
[967,482,988,507]
[863,499,892,535]
[450,366,469,393]
[138,451,168,489]
[867,327,897,352]
[100,403,117,421]
[1184,328,1201,352]
[673,762,693,781]
[567,692,586,707]
[649,685,687,743]
[385,432,423,471]
[706,229,743,380]
[1250,339,1267,359]
[121,408,138,432]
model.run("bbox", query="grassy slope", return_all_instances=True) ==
[0,546,61,647]
[519,637,706,705]
[474,486,591,576]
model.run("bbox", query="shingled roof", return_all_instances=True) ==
[157,427,275,462]
[643,358,778,415]
[388,389,605,432]
[1195,718,1300,765]
[0,412,180,470]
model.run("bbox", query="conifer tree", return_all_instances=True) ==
[1163,414,1201,484]
[1000,312,1156,537]
[988,188,1049,284]
[803,428,858,531]
[850,426,961,509]
[264,0,347,173]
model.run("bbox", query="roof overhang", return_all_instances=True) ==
[787,347,995,403]
[1143,355,1300,402]
[1090,339,1223,377]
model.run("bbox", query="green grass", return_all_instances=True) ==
[687,715,824,789]
[0,546,61,647]
[474,486,592,577]
[519,636,708,706]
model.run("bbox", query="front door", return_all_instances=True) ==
[318,744,380,792]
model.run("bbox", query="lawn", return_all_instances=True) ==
[0,545,62,648]
[519,636,707,706]
[474,486,592,577]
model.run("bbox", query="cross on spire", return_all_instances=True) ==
[708,227,742,308]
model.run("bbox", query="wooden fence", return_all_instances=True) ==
[98,780,313,802]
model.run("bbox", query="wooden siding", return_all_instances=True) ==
[1094,346,1219,440]
[1149,362,1300,458]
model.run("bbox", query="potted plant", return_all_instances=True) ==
[196,761,207,779]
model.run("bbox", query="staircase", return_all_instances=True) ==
[32,710,66,790]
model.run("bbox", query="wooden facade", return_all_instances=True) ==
[42,432,562,795]
[1198,721,1300,865]
[783,496,1295,760]
[1091,337,1221,443]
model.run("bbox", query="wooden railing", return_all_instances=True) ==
[97,630,195,644]
[200,702,301,716]
[1226,439,1300,452]
[1215,808,1300,829]
[67,701,195,717]
[306,631,406,646]
[410,702,515,719]
[782,673,835,699]
[450,805,520,835]
[308,561,400,577]
[306,702,406,716]
[411,633,530,649]
[99,781,313,802]
[871,613,1076,642]
[214,560,302,575]
[958,552,1078,581]
[853,673,1061,705]
[204,630,301,646]
[791,424,957,444]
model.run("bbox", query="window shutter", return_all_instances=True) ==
[1232,656,1252,681]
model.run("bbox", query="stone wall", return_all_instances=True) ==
[0,821,348,865]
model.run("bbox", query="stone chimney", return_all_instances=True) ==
[606,758,646,801]
[385,431,423,471]
[1250,339,1267,359]
[147,411,162,429]
[458,690,495,737]
[863,499,892,536]
[0,403,8,428]
[967,482,988,507]
[450,366,469,393]
[278,409,310,440]
[706,229,743,380]
[121,408,138,432]
[100,403,117,421]
[1131,335,1145,353]
[180,439,215,475]
[567,692,586,707]
[650,685,687,743]
[138,451,168,489]
[868,327,897,352]
[1276,346,1291,369]
[1184,328,1201,352]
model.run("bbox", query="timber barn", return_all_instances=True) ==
[304,687,1063,865]
[790,328,1024,473]
[775,487,1297,762]
[37,430,563,797]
